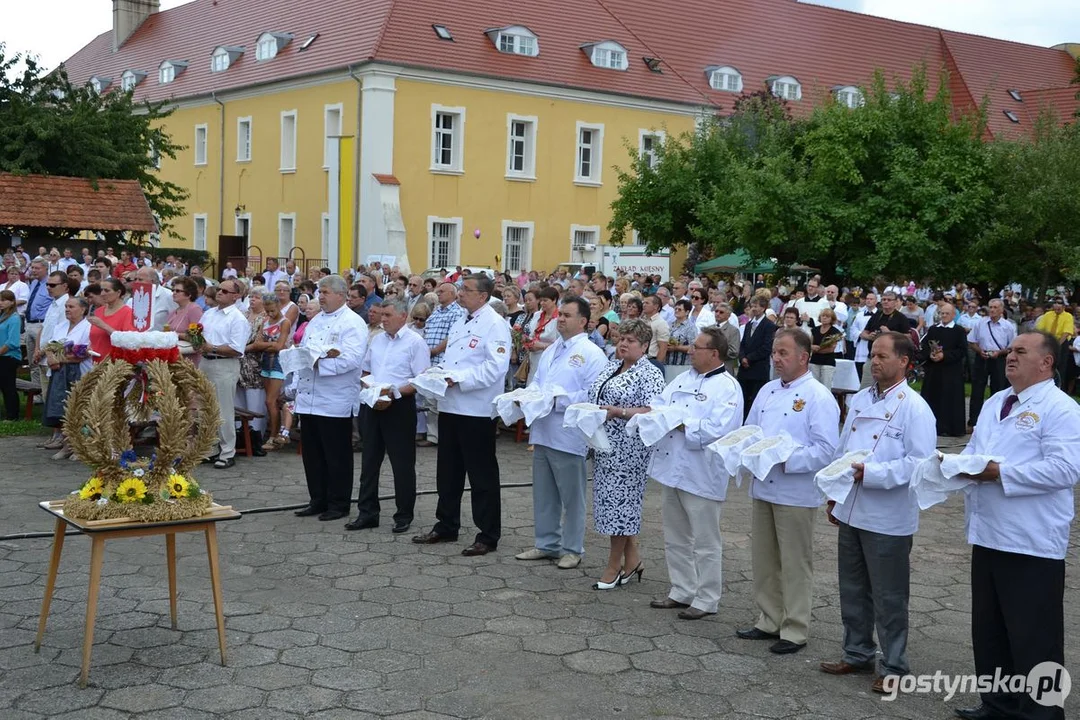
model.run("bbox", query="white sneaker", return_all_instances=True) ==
[515,548,555,561]
[556,553,582,569]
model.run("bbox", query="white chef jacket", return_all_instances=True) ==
[963,379,1080,560]
[436,303,510,417]
[830,380,937,536]
[968,317,1016,354]
[294,304,370,417]
[200,304,250,355]
[362,326,430,393]
[527,331,607,456]
[647,366,743,502]
[848,308,877,363]
[746,371,839,508]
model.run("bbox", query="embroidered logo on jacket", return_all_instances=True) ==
[792,398,806,412]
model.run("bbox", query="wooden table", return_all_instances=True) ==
[34,501,241,687]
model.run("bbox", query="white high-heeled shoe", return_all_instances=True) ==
[593,571,624,590]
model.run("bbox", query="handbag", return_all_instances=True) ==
[514,354,531,383]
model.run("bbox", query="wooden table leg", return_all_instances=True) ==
[204,524,227,665]
[80,535,105,688]
[165,533,178,630]
[35,518,66,652]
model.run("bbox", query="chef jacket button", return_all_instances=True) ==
[872,434,878,440]
[885,413,891,419]
[852,427,857,432]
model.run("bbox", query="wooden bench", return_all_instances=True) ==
[16,379,41,420]
[128,408,267,457]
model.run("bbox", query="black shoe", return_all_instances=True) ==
[769,639,806,655]
[954,706,1007,720]
[212,457,235,469]
[391,519,412,534]
[249,431,266,457]
[344,517,379,531]
[412,530,458,544]
[294,505,325,517]
[736,627,780,640]
[318,510,348,521]
[201,454,220,465]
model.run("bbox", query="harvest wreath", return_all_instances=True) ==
[62,331,222,523]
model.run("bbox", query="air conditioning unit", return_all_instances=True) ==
[571,244,586,252]
[583,243,597,251]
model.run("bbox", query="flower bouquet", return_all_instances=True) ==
[817,332,841,352]
[43,340,66,370]
[187,323,206,350]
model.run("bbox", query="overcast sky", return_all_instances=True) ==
[2,0,1078,72]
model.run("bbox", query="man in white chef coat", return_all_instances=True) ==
[292,275,370,521]
[647,327,743,620]
[736,329,839,654]
[820,331,936,694]
[412,275,511,556]
[952,331,1080,720]
[514,296,607,569]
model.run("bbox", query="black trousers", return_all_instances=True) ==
[969,355,1007,427]
[0,356,18,420]
[355,397,418,523]
[972,545,1065,720]
[298,414,354,514]
[738,376,766,420]
[433,413,501,547]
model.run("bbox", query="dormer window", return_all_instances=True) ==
[769,75,802,101]
[211,46,244,73]
[834,85,863,108]
[89,76,111,94]
[121,70,146,92]
[486,25,539,57]
[707,65,742,92]
[581,41,628,71]
[256,32,293,61]
[158,61,187,85]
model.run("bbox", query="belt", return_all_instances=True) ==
[202,354,232,360]
[26,320,43,324]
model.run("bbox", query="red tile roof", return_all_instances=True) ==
[1017,87,1080,127]
[60,0,1076,138]
[0,173,158,233]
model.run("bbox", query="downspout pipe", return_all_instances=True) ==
[212,92,226,256]
[348,64,363,268]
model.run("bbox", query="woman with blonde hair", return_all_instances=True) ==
[809,307,844,390]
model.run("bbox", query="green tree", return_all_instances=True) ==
[0,44,188,238]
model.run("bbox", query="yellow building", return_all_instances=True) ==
[64,0,1078,276]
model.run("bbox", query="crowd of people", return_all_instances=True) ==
[2,244,1079,719]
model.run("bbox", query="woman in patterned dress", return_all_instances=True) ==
[588,319,666,590]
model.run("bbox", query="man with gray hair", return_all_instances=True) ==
[132,266,177,331]
[712,303,741,375]
[293,275,370,521]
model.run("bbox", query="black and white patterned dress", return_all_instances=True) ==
[588,357,666,536]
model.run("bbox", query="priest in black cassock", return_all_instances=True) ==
[919,303,968,437]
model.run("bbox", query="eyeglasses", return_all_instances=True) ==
[218,289,238,295]
[46,282,62,287]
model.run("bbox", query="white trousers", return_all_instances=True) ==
[201,358,240,460]
[661,485,724,613]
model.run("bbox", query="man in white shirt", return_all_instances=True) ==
[292,275,370,520]
[262,258,288,289]
[648,327,742,620]
[967,299,1016,432]
[954,332,1080,720]
[346,299,429,534]
[824,285,848,329]
[412,275,510,556]
[737,329,839,653]
[57,249,78,272]
[820,331,936,694]
[34,272,74,402]
[848,293,877,368]
[514,296,606,569]
[792,279,830,326]
[643,295,669,369]
[198,279,252,470]
[654,286,676,326]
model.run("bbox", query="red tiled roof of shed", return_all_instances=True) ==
[0,173,158,233]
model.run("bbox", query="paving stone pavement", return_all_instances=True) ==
[1,432,1078,719]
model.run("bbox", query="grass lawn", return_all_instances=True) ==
[0,399,50,437]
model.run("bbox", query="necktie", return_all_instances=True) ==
[999,394,1019,421]
[27,280,41,320]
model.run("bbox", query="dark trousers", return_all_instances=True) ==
[738,376,766,420]
[0,356,18,420]
[837,522,912,676]
[969,355,1007,426]
[355,397,418,524]
[298,414,354,513]
[972,545,1065,720]
[433,413,501,547]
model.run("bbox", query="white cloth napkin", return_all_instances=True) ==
[359,382,395,409]
[279,346,320,376]
[814,450,873,504]
[563,403,611,452]
[706,425,764,482]
[910,453,1001,510]
[740,432,797,483]
[492,385,568,426]
[625,405,689,447]
[409,369,454,400]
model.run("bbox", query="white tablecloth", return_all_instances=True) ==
[832,359,860,393]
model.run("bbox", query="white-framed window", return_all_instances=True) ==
[323,103,343,169]
[505,114,537,180]
[278,213,296,257]
[235,213,251,238]
[586,41,628,70]
[708,66,742,92]
[89,77,108,94]
[638,130,665,169]
[256,32,289,61]
[570,224,599,254]
[835,85,863,108]
[237,117,252,162]
[427,216,462,268]
[193,214,208,251]
[211,47,233,73]
[431,105,466,173]
[770,75,802,101]
[501,221,534,274]
[194,124,208,166]
[149,140,160,170]
[321,212,332,260]
[491,26,538,56]
[159,62,175,85]
[574,122,604,185]
[280,110,297,172]
[121,70,142,92]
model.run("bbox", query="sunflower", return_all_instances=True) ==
[168,474,190,498]
[79,477,104,501]
[116,478,148,503]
